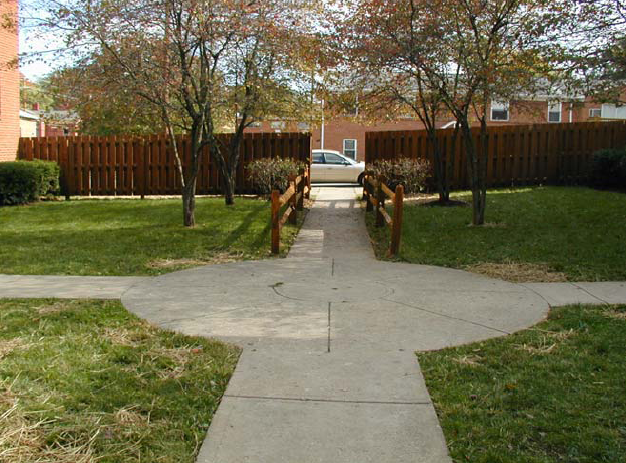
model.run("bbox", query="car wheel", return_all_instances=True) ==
[357,173,365,186]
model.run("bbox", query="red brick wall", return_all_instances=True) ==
[244,98,609,162]
[0,0,19,161]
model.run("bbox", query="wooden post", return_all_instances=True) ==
[288,174,297,225]
[365,175,373,212]
[297,167,305,211]
[305,165,311,199]
[271,189,280,254]
[389,184,404,256]
[376,175,386,227]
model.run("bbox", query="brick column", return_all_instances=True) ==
[0,0,20,161]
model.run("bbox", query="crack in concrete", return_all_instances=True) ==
[571,282,611,305]
[327,302,332,353]
[382,297,510,335]
[223,394,432,406]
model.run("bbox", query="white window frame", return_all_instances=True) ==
[343,139,357,159]
[490,100,509,122]
[548,102,562,123]
[589,108,602,118]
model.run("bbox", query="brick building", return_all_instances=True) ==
[245,96,619,162]
[0,0,19,161]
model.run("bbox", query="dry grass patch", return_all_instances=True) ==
[452,354,483,367]
[146,252,246,270]
[35,301,78,315]
[0,299,240,462]
[0,338,32,360]
[0,381,95,463]
[514,328,576,355]
[465,262,568,282]
[603,307,626,320]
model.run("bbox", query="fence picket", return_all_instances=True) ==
[365,121,626,188]
[18,132,311,196]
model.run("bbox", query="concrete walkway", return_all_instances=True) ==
[2,186,626,462]
[119,186,624,463]
[0,275,149,299]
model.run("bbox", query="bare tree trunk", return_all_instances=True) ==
[446,124,460,202]
[222,128,244,206]
[460,121,486,225]
[182,180,196,227]
[223,171,236,206]
[429,131,449,203]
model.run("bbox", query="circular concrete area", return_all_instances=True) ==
[121,257,549,352]
[273,280,393,303]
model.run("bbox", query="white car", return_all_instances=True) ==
[311,150,366,184]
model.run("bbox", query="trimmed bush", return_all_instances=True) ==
[369,158,431,194]
[247,158,306,195]
[0,160,61,206]
[590,148,626,189]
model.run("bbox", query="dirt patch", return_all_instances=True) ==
[146,252,245,269]
[465,262,568,283]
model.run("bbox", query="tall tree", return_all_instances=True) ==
[34,0,319,225]
[340,0,459,203]
[340,0,563,224]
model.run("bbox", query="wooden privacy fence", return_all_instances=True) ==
[18,132,311,196]
[271,167,311,254]
[365,121,626,189]
[362,173,404,257]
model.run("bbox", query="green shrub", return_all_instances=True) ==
[590,148,626,189]
[368,158,431,194]
[246,158,306,195]
[0,160,61,206]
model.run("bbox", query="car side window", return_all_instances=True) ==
[312,153,324,164]
[324,153,346,165]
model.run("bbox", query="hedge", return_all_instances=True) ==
[590,148,626,189]
[0,160,61,206]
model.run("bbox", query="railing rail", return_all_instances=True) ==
[362,172,405,256]
[271,167,311,254]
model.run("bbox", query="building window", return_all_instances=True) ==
[297,122,310,131]
[589,108,601,118]
[343,139,357,159]
[249,121,262,128]
[490,101,509,121]
[601,104,626,119]
[270,121,285,130]
[548,102,562,123]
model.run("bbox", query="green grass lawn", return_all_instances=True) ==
[0,298,240,462]
[0,197,305,276]
[366,186,626,281]
[418,304,626,463]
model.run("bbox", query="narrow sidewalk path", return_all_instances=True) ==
[0,275,149,299]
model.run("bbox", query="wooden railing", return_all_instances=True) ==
[271,167,311,254]
[362,173,405,257]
